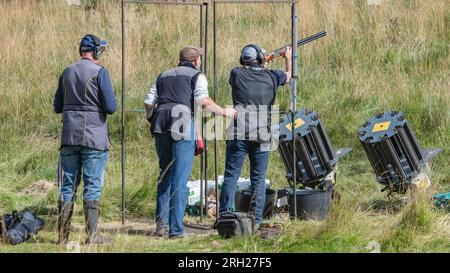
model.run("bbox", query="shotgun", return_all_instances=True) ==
[264,30,327,63]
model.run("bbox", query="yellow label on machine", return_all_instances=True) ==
[286,118,305,131]
[372,121,391,132]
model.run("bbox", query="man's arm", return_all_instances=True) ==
[198,97,237,118]
[195,74,236,118]
[144,78,158,121]
[144,101,155,113]
[98,68,118,114]
[54,74,64,114]
[284,46,292,83]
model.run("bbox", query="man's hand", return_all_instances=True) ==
[284,46,292,60]
[144,103,155,123]
[284,46,292,83]
[223,107,237,119]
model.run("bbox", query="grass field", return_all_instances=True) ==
[0,0,448,252]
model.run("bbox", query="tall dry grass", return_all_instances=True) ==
[0,0,448,252]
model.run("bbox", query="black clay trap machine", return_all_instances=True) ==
[276,109,351,220]
[358,111,442,196]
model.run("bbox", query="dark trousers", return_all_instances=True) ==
[219,140,269,223]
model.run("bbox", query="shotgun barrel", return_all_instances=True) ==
[265,30,327,63]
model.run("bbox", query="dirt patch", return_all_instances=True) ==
[72,220,216,237]
[71,219,285,240]
[22,180,55,197]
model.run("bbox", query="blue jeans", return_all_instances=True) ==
[219,140,269,224]
[154,128,195,236]
[60,145,109,202]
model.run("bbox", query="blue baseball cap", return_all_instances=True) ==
[80,34,108,52]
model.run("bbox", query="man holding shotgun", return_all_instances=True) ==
[219,44,292,227]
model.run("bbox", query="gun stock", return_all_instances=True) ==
[265,31,327,63]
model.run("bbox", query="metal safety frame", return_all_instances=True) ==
[121,0,209,224]
[212,0,299,218]
[120,0,300,224]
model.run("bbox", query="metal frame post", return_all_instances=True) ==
[291,0,298,219]
[199,1,204,222]
[121,0,126,225]
[199,2,209,222]
[203,2,209,221]
[212,0,218,220]
[121,0,208,224]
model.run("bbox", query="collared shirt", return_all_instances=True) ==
[144,73,209,106]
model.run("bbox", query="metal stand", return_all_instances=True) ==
[121,0,299,222]
[199,2,209,222]
[121,0,209,225]
[121,0,126,225]
[291,0,298,219]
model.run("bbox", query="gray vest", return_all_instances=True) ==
[228,67,276,142]
[60,59,109,150]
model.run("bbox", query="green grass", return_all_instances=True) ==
[0,0,448,252]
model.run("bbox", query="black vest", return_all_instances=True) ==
[151,62,200,135]
[228,67,276,142]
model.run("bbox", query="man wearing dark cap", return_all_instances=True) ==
[219,44,292,228]
[54,34,116,245]
[144,46,236,238]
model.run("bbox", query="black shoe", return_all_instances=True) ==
[57,200,74,245]
[84,200,111,245]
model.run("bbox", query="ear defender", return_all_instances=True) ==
[240,44,265,66]
[87,34,102,60]
[239,54,245,66]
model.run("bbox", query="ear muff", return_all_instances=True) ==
[239,54,245,66]
[88,34,102,59]
[79,34,103,59]
[240,44,264,66]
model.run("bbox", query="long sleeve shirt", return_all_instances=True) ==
[144,73,209,106]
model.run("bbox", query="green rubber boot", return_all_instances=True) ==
[84,200,111,245]
[57,200,74,245]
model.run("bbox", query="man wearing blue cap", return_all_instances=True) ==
[219,44,292,228]
[53,34,116,245]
